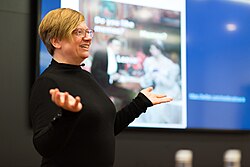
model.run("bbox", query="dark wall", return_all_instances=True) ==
[115,129,250,167]
[0,0,249,166]
[0,0,41,166]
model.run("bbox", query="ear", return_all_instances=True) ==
[50,38,62,49]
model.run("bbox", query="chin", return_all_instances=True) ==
[81,52,90,59]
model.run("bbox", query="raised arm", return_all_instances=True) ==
[114,87,173,135]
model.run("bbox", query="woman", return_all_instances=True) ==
[29,8,172,166]
[136,40,182,124]
[140,40,181,100]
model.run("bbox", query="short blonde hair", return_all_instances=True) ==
[38,8,85,56]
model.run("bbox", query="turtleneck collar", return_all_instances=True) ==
[50,59,85,69]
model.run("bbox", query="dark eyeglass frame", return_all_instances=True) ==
[73,28,95,38]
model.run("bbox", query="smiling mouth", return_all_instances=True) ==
[80,44,89,50]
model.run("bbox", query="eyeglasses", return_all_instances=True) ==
[73,28,95,38]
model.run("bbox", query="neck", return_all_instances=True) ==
[53,53,82,66]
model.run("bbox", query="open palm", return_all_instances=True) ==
[140,87,173,105]
[50,88,83,112]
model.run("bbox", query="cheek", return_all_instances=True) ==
[73,41,81,50]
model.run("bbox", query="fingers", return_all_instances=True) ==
[152,97,173,105]
[49,88,82,112]
[50,88,59,103]
[146,87,153,92]
[151,93,173,105]
[155,94,167,98]
[55,91,65,106]
[73,96,83,112]
[74,96,81,107]
[64,92,69,106]
[162,97,173,102]
[50,89,69,105]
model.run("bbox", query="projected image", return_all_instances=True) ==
[40,0,187,129]
[39,0,250,131]
[80,0,185,128]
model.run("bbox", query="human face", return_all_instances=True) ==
[57,22,93,65]
[149,44,161,57]
[110,39,122,55]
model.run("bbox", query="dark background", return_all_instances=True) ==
[0,0,250,166]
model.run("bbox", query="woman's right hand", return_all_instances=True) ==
[49,88,83,112]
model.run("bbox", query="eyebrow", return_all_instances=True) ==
[75,27,89,30]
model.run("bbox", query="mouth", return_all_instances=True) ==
[79,44,90,50]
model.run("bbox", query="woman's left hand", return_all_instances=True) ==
[140,87,173,105]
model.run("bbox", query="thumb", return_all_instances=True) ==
[141,87,153,94]
[145,87,153,92]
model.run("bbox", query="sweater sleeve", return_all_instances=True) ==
[29,77,79,158]
[114,92,153,135]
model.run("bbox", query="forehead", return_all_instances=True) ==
[150,44,157,49]
[112,39,121,45]
[76,21,88,29]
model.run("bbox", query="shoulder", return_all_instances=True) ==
[93,50,107,58]
[31,68,60,91]
[32,75,58,91]
[143,56,155,64]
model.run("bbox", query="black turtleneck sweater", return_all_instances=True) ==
[29,59,152,167]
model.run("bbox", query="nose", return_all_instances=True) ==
[83,35,92,41]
